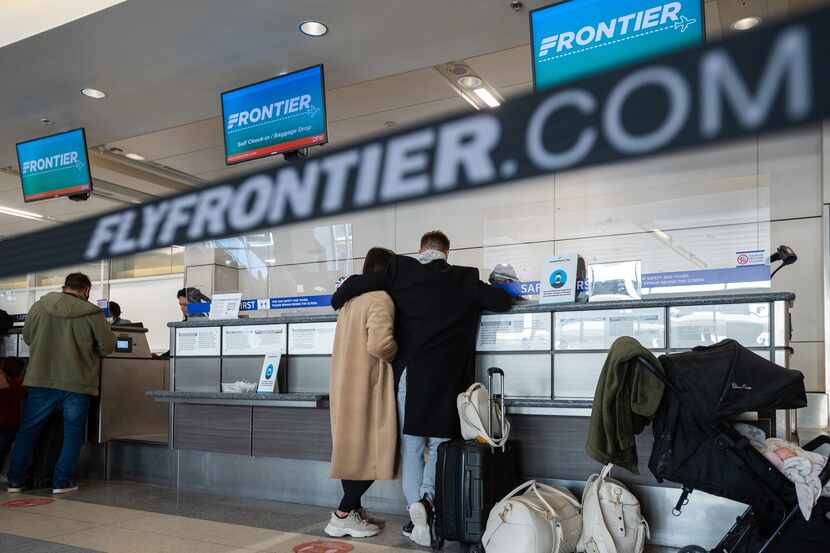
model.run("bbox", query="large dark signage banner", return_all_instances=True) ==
[3,7,830,278]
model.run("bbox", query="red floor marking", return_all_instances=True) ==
[2,498,54,508]
[293,541,354,553]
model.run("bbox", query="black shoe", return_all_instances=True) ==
[401,521,414,538]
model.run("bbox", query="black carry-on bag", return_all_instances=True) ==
[434,367,518,551]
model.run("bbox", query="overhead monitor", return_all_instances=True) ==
[16,128,93,202]
[221,64,328,165]
[531,0,704,91]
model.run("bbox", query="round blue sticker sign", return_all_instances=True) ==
[550,269,568,289]
[265,364,274,379]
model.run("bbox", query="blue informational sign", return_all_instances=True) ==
[531,0,704,90]
[221,65,328,165]
[16,128,93,202]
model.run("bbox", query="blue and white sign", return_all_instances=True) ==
[257,353,281,393]
[16,128,93,202]
[539,254,578,304]
[221,65,327,164]
[531,0,704,90]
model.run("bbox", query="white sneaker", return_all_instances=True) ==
[52,484,79,495]
[324,511,380,539]
[407,500,432,547]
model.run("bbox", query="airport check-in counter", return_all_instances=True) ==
[151,292,795,493]
[1,325,169,445]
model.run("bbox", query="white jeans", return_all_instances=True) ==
[397,369,449,507]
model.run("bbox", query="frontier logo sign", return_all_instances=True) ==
[531,0,704,90]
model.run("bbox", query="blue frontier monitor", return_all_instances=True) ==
[221,65,328,165]
[16,128,93,202]
[531,0,704,90]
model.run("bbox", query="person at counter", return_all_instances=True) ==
[325,247,399,540]
[0,359,26,471]
[331,231,512,547]
[108,302,132,326]
[177,287,210,320]
[7,272,115,495]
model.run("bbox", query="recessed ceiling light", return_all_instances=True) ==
[125,153,146,161]
[81,88,107,99]
[458,75,483,89]
[732,16,762,31]
[473,87,501,108]
[299,21,328,36]
[0,205,45,221]
[40,118,53,126]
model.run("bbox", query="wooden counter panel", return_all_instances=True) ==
[510,415,674,488]
[252,407,332,461]
[174,404,252,455]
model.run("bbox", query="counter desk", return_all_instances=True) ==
[147,291,795,547]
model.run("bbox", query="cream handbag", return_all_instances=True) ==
[578,464,649,553]
[457,368,510,448]
[482,480,582,553]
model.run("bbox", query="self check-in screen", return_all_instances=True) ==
[16,128,92,202]
[531,0,703,90]
[221,65,328,165]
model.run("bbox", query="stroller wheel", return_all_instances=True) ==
[678,546,707,553]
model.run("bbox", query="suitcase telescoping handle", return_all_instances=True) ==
[487,367,506,452]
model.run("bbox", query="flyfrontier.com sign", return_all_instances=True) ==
[2,7,829,278]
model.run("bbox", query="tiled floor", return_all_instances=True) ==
[0,480,679,553]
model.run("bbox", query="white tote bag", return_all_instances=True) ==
[457,382,509,448]
[578,464,649,553]
[482,480,582,553]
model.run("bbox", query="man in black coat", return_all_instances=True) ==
[330,230,511,546]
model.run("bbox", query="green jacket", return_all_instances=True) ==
[586,336,665,473]
[23,292,115,396]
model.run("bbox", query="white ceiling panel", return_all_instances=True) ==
[466,45,532,89]
[107,118,223,161]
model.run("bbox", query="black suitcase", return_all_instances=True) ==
[434,367,518,551]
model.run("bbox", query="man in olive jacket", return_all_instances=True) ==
[7,272,115,494]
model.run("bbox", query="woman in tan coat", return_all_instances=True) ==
[325,247,399,539]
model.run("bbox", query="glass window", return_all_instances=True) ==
[111,248,182,279]
[35,262,103,287]
[555,308,665,350]
[669,303,770,348]
[0,274,28,289]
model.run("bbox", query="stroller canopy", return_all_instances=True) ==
[660,339,806,424]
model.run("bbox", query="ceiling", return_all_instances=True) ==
[0,0,825,239]
[0,0,127,49]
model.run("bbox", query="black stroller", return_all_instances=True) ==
[639,339,830,553]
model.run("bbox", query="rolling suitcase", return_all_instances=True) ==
[434,367,518,551]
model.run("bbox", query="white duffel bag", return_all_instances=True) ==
[482,480,582,553]
[578,464,649,553]
[458,381,509,448]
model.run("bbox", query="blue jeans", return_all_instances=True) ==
[8,387,90,488]
[397,369,449,508]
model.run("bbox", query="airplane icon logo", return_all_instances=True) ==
[672,15,697,32]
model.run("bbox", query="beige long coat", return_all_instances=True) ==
[330,291,398,480]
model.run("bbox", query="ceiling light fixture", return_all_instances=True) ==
[40,118,53,126]
[0,205,45,221]
[458,75,483,89]
[125,153,146,161]
[473,87,501,108]
[732,16,762,31]
[81,87,107,99]
[299,21,328,37]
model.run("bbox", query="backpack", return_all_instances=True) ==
[578,464,649,553]
[483,480,582,553]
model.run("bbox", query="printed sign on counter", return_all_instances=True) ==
[0,334,17,357]
[175,327,221,357]
[477,313,552,352]
[288,322,336,355]
[257,353,282,393]
[539,254,578,305]
[222,325,287,356]
[209,293,242,320]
